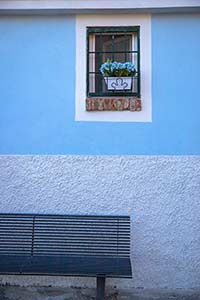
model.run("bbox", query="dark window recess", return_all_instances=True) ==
[87,26,140,97]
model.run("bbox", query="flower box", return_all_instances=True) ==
[104,76,133,91]
[100,60,136,91]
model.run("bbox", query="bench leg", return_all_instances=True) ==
[96,276,106,300]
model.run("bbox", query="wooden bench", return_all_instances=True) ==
[0,213,132,300]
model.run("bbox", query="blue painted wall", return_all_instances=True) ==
[0,14,199,154]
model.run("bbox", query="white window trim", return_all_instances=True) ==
[75,14,152,122]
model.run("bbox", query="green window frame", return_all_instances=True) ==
[87,26,140,97]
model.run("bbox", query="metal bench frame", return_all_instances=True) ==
[0,213,132,300]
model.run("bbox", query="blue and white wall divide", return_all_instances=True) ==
[0,13,199,290]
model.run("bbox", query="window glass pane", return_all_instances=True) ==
[132,53,138,71]
[124,35,132,52]
[89,73,95,93]
[132,77,138,93]
[132,32,138,51]
[114,34,131,53]
[89,53,95,73]
[94,34,102,52]
[95,73,104,93]
[95,52,102,77]
[89,33,95,51]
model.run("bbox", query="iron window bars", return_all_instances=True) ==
[87,26,140,97]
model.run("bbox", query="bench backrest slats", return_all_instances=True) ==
[0,214,130,258]
[0,215,34,256]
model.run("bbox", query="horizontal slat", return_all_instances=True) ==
[34,235,130,241]
[35,215,129,220]
[33,240,129,245]
[0,222,33,226]
[33,244,130,250]
[34,224,129,229]
[0,223,33,226]
[33,249,130,255]
[0,227,32,232]
[34,229,129,235]
[0,251,31,254]
[0,218,129,225]
[0,252,31,256]
[34,229,129,234]
[35,227,130,231]
[0,245,31,249]
[0,237,32,241]
[0,239,31,244]
[0,233,33,237]
[0,213,129,219]
[35,220,130,224]
[32,253,130,258]
[0,232,32,236]
[34,218,129,223]
[34,231,130,236]
[34,239,129,245]
[36,222,128,226]
[0,218,33,221]
[34,236,129,241]
[35,224,129,229]
[0,215,33,218]
[0,228,32,231]
[0,249,31,252]
[0,243,31,247]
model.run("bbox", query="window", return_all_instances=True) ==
[87,27,140,97]
[75,14,152,122]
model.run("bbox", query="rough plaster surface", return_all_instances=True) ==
[0,156,199,290]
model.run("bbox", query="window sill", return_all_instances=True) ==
[86,96,141,112]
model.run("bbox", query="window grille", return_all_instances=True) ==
[87,27,140,97]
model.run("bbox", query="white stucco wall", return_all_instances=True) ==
[0,156,199,289]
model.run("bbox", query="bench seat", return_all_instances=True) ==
[0,255,131,277]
